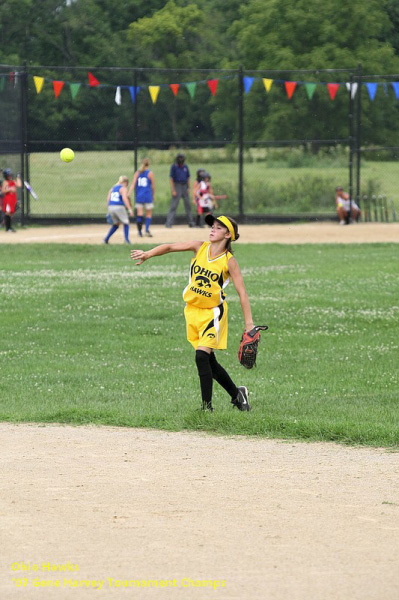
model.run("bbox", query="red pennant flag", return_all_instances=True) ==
[88,72,100,87]
[285,81,297,99]
[207,79,218,96]
[170,84,180,97]
[327,83,340,100]
[53,80,64,98]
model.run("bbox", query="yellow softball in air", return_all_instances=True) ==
[60,148,75,163]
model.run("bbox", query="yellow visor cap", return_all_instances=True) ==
[205,214,236,241]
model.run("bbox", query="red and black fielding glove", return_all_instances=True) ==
[238,325,269,369]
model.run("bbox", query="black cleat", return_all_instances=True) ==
[231,386,251,411]
[201,401,214,412]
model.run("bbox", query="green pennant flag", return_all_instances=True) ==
[70,83,81,99]
[185,82,197,99]
[0,77,5,92]
[305,83,317,99]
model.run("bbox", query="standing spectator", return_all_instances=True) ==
[128,158,155,238]
[2,168,22,232]
[335,186,361,225]
[165,153,195,228]
[103,176,133,244]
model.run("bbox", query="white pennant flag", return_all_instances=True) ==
[346,82,358,99]
[115,86,122,105]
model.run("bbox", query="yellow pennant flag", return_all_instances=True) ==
[263,78,273,93]
[149,86,160,104]
[33,76,45,94]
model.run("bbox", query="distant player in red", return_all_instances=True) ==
[2,168,22,232]
[193,168,205,227]
[198,172,218,222]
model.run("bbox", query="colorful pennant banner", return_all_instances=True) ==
[207,79,218,96]
[366,83,378,101]
[129,86,140,103]
[88,72,100,87]
[391,82,399,99]
[185,82,196,98]
[53,81,64,98]
[346,82,358,99]
[4,70,399,106]
[305,82,317,99]
[149,85,160,104]
[327,83,340,100]
[285,81,297,99]
[33,75,44,94]
[263,78,273,93]
[70,83,81,99]
[243,77,254,94]
[115,86,121,105]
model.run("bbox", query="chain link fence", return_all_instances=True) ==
[0,66,25,225]
[6,64,399,225]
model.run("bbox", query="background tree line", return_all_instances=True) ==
[2,0,399,148]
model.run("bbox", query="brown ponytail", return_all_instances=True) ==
[139,158,150,173]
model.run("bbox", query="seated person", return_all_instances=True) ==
[335,186,361,225]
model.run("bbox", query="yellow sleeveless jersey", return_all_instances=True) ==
[183,242,233,309]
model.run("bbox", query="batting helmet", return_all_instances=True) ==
[3,168,13,179]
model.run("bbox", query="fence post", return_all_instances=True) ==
[133,69,138,172]
[355,63,362,211]
[238,65,244,219]
[20,61,29,225]
[348,73,354,223]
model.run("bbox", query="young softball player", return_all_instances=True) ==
[128,158,155,238]
[104,175,133,244]
[130,214,255,412]
[2,168,22,232]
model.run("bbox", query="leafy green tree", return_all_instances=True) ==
[227,0,399,145]
[0,0,166,66]
[127,0,203,69]
[3,0,399,148]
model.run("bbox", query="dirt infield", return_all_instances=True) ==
[1,425,398,600]
[1,221,399,244]
[1,222,398,599]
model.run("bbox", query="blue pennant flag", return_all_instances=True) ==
[366,83,378,101]
[129,86,140,103]
[243,76,254,94]
[391,82,399,99]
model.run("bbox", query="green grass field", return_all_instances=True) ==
[1,243,398,448]
[27,150,399,217]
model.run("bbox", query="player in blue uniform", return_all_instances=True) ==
[128,158,155,238]
[103,176,133,244]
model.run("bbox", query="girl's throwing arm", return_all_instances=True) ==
[131,240,203,265]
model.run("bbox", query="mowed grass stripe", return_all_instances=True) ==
[0,243,398,447]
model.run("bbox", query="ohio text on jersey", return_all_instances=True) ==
[183,242,232,309]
